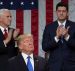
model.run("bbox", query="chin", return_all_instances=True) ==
[59,19,66,21]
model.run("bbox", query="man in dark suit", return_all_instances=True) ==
[42,2,75,71]
[8,34,47,71]
[0,9,20,71]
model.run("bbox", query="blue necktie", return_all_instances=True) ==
[27,56,33,71]
[60,36,64,43]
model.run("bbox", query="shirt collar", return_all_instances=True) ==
[0,26,8,34]
[21,52,34,60]
[58,20,66,27]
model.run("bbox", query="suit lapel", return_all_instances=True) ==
[52,21,58,36]
[34,56,39,71]
[54,21,58,28]
[17,54,39,71]
[53,21,59,33]
[0,29,5,40]
[16,54,28,71]
[65,20,70,28]
[0,29,3,35]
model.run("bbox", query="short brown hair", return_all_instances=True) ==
[56,2,68,11]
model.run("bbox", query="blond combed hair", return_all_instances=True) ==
[17,34,33,46]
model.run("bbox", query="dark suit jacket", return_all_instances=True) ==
[0,28,18,71]
[8,53,47,71]
[42,20,75,71]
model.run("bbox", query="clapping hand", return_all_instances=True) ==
[56,25,70,39]
[13,28,20,39]
[3,29,13,44]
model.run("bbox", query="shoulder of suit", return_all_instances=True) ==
[8,56,16,62]
[46,21,57,26]
[67,20,75,24]
[45,21,57,30]
[67,20,75,28]
[34,55,46,61]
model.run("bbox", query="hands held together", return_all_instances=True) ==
[4,28,20,45]
[56,25,70,39]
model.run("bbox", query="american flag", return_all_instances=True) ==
[0,0,75,58]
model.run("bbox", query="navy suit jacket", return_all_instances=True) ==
[42,20,75,71]
[8,53,47,71]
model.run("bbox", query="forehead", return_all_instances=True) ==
[3,11,11,16]
[57,6,67,10]
[24,36,33,40]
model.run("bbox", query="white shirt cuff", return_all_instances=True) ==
[65,35,70,41]
[54,36,59,43]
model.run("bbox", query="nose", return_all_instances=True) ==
[60,11,63,14]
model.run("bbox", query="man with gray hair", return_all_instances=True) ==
[0,9,20,71]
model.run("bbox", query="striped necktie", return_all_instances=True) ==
[3,29,8,39]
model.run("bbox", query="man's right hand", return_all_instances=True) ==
[56,26,63,39]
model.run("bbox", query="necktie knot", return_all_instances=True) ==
[4,29,7,32]
[27,56,30,58]
[59,24,64,28]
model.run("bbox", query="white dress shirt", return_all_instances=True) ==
[21,52,34,71]
[0,26,8,34]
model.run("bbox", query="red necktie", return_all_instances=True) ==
[4,29,8,39]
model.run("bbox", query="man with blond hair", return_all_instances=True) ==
[8,34,47,71]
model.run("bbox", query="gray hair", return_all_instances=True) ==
[0,9,10,16]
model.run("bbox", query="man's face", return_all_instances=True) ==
[0,11,12,27]
[56,6,68,21]
[20,35,34,53]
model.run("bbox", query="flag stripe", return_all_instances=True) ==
[16,10,23,34]
[38,0,46,57]
[24,10,31,34]
[46,0,53,25]
[69,0,75,21]
[10,10,16,28]
[31,9,38,55]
